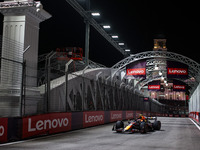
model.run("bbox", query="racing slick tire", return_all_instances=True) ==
[115,121,124,132]
[153,121,161,130]
[140,122,147,134]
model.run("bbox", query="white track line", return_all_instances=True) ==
[190,118,200,131]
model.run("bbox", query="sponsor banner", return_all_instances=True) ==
[148,85,160,90]
[22,113,72,139]
[83,111,104,128]
[189,112,195,120]
[167,61,188,79]
[148,80,161,91]
[173,85,185,91]
[110,111,123,122]
[195,112,199,122]
[126,111,134,120]
[126,60,146,79]
[49,113,71,134]
[126,68,146,76]
[173,80,186,91]
[0,118,8,143]
[168,68,188,75]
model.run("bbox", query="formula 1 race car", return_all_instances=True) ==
[112,117,161,134]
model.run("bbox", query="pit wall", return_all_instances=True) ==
[0,111,186,143]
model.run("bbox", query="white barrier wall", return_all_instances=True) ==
[189,83,200,113]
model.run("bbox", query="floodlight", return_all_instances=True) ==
[125,49,131,52]
[103,25,111,29]
[112,35,118,38]
[119,43,125,46]
[91,12,100,16]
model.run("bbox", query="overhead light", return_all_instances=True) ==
[91,12,100,16]
[118,43,125,46]
[161,76,164,80]
[112,35,118,38]
[103,25,111,29]
[125,49,131,52]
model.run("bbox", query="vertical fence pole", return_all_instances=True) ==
[65,59,73,112]
[20,61,26,117]
[65,70,69,112]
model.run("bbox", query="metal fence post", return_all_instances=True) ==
[20,60,26,117]
[65,59,73,112]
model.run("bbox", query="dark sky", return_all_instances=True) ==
[0,0,199,67]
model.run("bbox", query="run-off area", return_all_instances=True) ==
[1,117,200,150]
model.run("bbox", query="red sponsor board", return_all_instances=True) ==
[0,118,8,143]
[110,111,123,122]
[189,112,195,120]
[168,68,188,75]
[148,85,160,90]
[126,68,146,76]
[22,113,71,139]
[173,85,185,90]
[83,111,104,128]
[126,111,134,120]
[195,112,199,122]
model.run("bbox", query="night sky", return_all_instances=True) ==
[0,0,199,67]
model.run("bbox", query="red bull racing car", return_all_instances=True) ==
[112,117,161,134]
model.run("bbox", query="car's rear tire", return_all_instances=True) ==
[153,121,161,130]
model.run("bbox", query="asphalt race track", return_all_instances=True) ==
[1,117,200,150]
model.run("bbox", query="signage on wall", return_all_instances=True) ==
[126,60,146,79]
[148,80,161,91]
[167,61,188,79]
[22,113,72,139]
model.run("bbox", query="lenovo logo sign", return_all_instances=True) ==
[28,118,69,132]
[168,68,188,75]
[127,68,146,76]
[85,114,103,123]
[173,85,185,90]
[148,85,160,90]
[83,112,104,128]
[126,111,133,119]
[23,113,71,139]
[110,111,123,122]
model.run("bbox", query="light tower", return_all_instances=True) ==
[0,0,51,117]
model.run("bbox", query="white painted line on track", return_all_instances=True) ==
[190,118,200,131]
